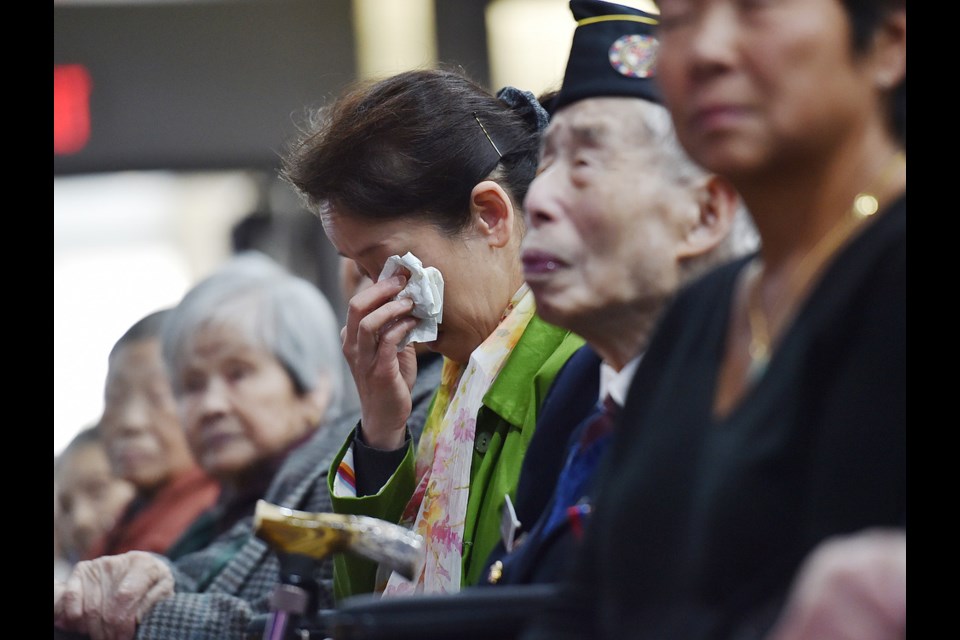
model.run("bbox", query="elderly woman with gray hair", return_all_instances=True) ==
[160,251,347,558]
[54,251,354,640]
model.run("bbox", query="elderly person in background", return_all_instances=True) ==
[54,251,361,640]
[54,425,135,576]
[86,308,220,561]
[280,67,584,598]
[481,0,757,588]
[160,252,347,557]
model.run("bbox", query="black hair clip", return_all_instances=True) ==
[496,86,550,134]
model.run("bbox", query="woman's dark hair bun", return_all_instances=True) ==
[497,86,550,134]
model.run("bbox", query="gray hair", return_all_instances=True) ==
[636,101,760,283]
[161,251,346,417]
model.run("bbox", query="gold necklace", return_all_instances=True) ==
[746,150,906,382]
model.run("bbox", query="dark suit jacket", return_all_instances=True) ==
[479,344,602,586]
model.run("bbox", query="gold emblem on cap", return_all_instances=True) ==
[608,34,659,79]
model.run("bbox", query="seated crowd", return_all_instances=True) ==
[55,1,905,638]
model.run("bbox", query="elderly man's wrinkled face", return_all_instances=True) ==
[521,97,698,337]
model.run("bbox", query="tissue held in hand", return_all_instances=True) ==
[378,252,444,349]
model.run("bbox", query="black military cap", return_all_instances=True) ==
[551,0,661,114]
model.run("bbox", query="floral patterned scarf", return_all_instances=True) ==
[382,284,535,595]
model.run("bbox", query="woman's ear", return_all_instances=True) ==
[676,175,739,260]
[301,372,331,427]
[872,7,906,90]
[470,180,517,249]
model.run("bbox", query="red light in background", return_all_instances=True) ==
[54,64,92,155]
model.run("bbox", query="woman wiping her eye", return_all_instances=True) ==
[281,68,584,598]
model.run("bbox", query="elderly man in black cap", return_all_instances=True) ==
[478,0,757,587]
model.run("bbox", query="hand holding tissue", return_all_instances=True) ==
[378,252,444,349]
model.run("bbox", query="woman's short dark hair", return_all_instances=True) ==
[281,67,544,236]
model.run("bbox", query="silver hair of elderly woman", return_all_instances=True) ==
[160,250,347,417]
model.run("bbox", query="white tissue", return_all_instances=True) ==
[378,252,444,349]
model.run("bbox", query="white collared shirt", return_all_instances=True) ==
[598,353,643,408]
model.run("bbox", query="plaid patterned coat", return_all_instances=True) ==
[135,354,443,640]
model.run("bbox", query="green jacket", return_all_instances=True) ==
[328,313,584,599]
